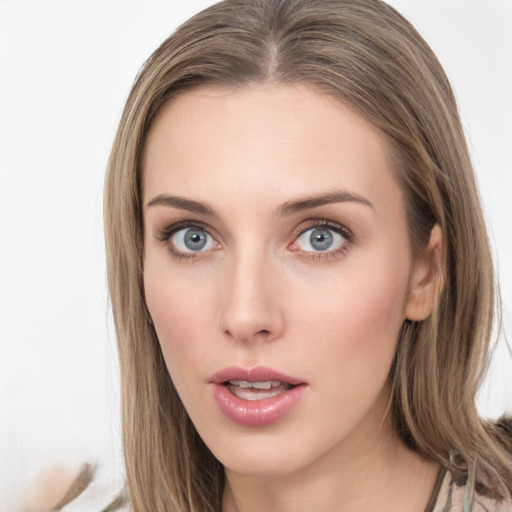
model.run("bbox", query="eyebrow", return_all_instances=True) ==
[146,194,216,216]
[275,190,374,216]
[145,190,373,217]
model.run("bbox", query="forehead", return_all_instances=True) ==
[142,84,401,218]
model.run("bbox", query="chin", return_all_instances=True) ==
[201,425,338,479]
[222,451,306,478]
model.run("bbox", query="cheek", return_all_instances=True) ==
[144,259,217,379]
[294,253,410,380]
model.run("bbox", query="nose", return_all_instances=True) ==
[218,249,285,343]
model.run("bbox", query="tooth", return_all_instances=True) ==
[227,380,286,390]
[232,388,281,401]
[252,381,272,390]
[229,380,252,388]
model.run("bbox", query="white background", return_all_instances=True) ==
[1,1,511,510]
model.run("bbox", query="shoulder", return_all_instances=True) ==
[27,463,129,512]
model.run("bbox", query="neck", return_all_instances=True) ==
[222,392,439,512]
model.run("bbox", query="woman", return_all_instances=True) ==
[101,0,512,510]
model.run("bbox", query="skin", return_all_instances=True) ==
[142,84,442,512]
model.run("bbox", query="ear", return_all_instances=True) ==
[405,224,444,321]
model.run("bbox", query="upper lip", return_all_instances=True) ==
[210,366,305,386]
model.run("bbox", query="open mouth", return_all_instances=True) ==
[211,368,307,426]
[225,380,295,401]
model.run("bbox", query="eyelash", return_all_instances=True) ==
[292,219,354,261]
[155,219,354,262]
[155,220,214,261]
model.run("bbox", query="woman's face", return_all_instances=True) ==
[143,84,431,476]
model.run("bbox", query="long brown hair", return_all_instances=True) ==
[104,1,512,510]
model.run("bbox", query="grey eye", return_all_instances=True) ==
[184,228,207,250]
[171,227,217,253]
[295,227,346,252]
[310,228,333,251]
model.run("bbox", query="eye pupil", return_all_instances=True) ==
[310,228,333,251]
[184,228,207,250]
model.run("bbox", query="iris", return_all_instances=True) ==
[309,228,333,251]
[184,228,208,251]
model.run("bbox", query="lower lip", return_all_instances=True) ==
[210,383,307,427]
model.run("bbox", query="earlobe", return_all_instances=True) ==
[405,224,444,322]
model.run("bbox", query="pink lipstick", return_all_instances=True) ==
[209,366,307,427]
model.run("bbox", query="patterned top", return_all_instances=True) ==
[426,468,512,512]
